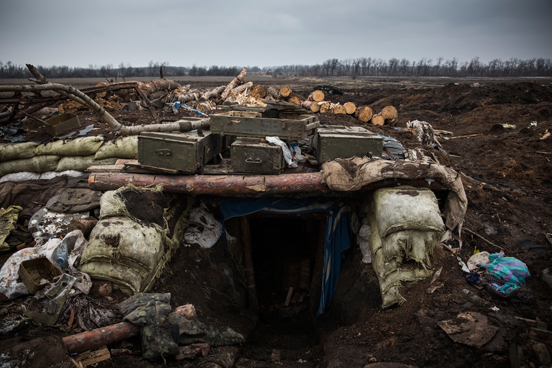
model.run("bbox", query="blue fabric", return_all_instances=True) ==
[481,252,530,295]
[218,198,351,316]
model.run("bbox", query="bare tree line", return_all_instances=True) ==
[1,57,551,79]
[0,61,186,79]
[270,57,552,78]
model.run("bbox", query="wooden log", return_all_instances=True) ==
[301,99,320,112]
[232,81,253,94]
[279,85,292,98]
[89,172,328,195]
[310,101,320,113]
[301,100,312,110]
[63,305,196,354]
[267,86,280,100]
[381,105,398,123]
[135,86,160,123]
[371,114,385,125]
[221,67,247,101]
[63,322,140,354]
[19,64,197,136]
[200,85,225,101]
[288,94,302,106]
[312,90,325,102]
[344,102,357,115]
[331,103,346,114]
[250,85,267,99]
[136,79,181,98]
[355,105,373,122]
[319,101,330,113]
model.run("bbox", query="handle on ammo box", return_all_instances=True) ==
[245,158,262,164]
[155,149,172,156]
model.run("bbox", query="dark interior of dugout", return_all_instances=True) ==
[247,213,326,316]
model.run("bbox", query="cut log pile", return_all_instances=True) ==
[0,64,400,134]
[273,85,399,125]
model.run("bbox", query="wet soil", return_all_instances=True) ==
[1,76,552,367]
[120,188,169,228]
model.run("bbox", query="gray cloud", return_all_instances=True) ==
[1,0,551,68]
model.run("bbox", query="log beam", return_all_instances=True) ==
[88,172,446,195]
[89,172,329,195]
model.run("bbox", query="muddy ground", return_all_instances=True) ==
[1,76,552,368]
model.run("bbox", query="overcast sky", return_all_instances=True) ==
[1,0,551,69]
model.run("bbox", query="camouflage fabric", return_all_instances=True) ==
[119,293,244,361]
[119,293,178,361]
[168,313,245,347]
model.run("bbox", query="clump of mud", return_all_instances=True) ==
[120,189,169,228]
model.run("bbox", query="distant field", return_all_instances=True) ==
[1,74,550,91]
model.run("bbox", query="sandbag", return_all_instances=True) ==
[367,212,433,309]
[0,155,60,177]
[0,142,39,162]
[82,217,165,276]
[0,170,84,183]
[56,155,118,172]
[373,186,445,238]
[99,185,165,221]
[321,157,467,231]
[34,136,104,157]
[99,190,131,219]
[79,187,193,295]
[94,136,138,160]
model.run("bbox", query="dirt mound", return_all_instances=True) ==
[120,189,169,228]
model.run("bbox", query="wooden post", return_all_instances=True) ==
[240,216,258,312]
[310,219,327,314]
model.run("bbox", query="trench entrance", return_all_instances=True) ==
[238,214,324,367]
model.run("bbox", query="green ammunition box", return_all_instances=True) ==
[210,111,319,141]
[231,137,284,174]
[313,125,383,163]
[138,130,221,173]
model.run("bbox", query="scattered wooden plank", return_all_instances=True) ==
[86,165,125,173]
[448,134,483,139]
[114,159,138,165]
[73,346,111,367]
[284,287,294,307]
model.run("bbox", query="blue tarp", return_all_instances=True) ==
[218,198,351,315]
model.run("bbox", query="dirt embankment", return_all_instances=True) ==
[1,77,551,368]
